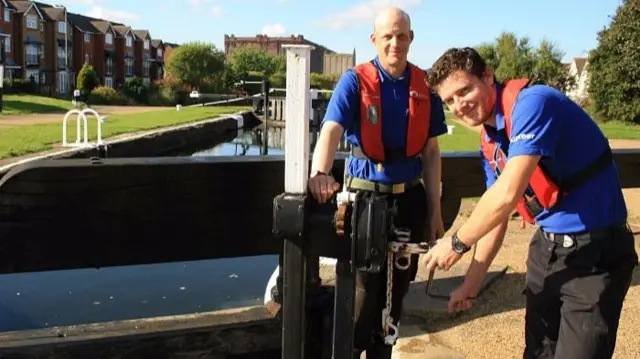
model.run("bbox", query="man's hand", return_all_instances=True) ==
[423,236,462,272]
[309,174,340,203]
[448,282,479,313]
[431,215,445,243]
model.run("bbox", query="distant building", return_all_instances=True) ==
[563,57,590,102]
[223,34,354,75]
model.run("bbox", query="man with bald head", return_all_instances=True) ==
[308,7,447,358]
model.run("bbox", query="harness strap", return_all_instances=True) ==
[344,175,421,195]
[554,146,613,192]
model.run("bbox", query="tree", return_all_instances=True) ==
[229,46,285,77]
[473,32,572,92]
[532,39,575,92]
[164,41,226,90]
[588,0,640,123]
[76,63,100,97]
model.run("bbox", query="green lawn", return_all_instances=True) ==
[439,122,481,152]
[2,94,74,115]
[438,112,481,152]
[596,121,640,140]
[0,105,250,160]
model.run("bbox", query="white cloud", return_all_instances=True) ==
[86,6,139,24]
[315,0,422,30]
[211,6,223,18]
[261,23,287,37]
[189,0,214,7]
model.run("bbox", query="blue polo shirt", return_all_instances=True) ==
[322,57,448,184]
[481,83,627,233]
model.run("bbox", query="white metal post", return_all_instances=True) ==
[282,44,313,194]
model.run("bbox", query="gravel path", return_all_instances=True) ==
[394,198,640,359]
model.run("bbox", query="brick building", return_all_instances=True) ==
[223,34,354,75]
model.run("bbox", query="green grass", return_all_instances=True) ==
[596,121,640,140]
[582,104,640,140]
[2,94,74,115]
[0,105,251,160]
[438,111,481,152]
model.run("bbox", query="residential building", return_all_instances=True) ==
[223,34,354,75]
[0,0,20,78]
[0,0,173,96]
[132,29,152,86]
[564,57,590,102]
[150,39,164,80]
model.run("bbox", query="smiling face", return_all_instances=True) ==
[427,47,498,127]
[437,69,496,127]
[370,8,414,69]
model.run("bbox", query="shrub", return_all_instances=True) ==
[88,86,127,105]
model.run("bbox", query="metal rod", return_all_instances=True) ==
[262,78,270,155]
[281,237,307,359]
[331,259,355,359]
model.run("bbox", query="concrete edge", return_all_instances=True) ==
[0,110,254,175]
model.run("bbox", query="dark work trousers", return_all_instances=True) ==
[523,223,638,359]
[350,183,428,359]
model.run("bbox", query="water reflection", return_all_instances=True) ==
[192,124,350,157]
[0,127,288,333]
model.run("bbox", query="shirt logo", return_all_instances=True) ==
[510,133,536,143]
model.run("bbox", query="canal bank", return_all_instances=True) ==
[0,110,262,176]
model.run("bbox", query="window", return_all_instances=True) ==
[84,53,90,64]
[105,58,113,74]
[58,47,67,69]
[25,69,39,83]
[26,44,38,65]
[144,40,149,49]
[84,33,90,43]
[26,15,37,29]
[105,77,113,88]
[105,33,112,44]
[58,21,66,34]
[4,36,10,53]
[4,9,10,22]
[143,60,150,77]
[125,58,133,76]
[157,48,162,57]
[58,71,69,94]
[126,36,132,47]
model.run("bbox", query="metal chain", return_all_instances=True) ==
[382,232,431,346]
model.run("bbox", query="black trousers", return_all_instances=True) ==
[351,183,428,359]
[523,223,638,359]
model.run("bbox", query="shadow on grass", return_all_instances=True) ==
[4,100,69,115]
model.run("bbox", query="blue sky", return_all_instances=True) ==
[39,0,623,68]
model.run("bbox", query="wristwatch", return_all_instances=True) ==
[310,170,329,178]
[451,231,471,254]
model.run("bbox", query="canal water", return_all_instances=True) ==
[0,127,287,333]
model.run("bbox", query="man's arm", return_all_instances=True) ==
[463,219,507,294]
[311,70,359,174]
[421,94,448,239]
[455,92,562,247]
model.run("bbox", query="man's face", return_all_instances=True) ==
[370,15,413,67]
[436,70,496,127]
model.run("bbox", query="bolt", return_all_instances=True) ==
[371,248,379,256]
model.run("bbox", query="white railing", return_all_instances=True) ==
[62,108,107,148]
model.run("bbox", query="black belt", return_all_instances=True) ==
[542,222,630,247]
[344,175,421,194]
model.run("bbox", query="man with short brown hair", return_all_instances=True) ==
[423,47,637,359]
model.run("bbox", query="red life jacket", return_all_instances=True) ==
[480,79,613,226]
[350,61,432,164]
